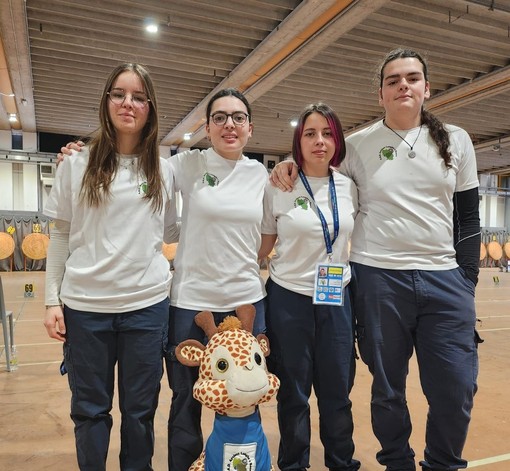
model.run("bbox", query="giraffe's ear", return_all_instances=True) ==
[176,340,206,366]
[256,334,271,357]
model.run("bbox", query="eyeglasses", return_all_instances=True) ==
[107,88,150,108]
[210,111,249,126]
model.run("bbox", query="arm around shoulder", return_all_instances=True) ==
[269,160,298,191]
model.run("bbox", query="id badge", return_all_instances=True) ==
[313,263,345,306]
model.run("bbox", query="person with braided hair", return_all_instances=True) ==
[270,47,481,471]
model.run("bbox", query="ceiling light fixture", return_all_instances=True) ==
[183,132,193,141]
[290,119,298,127]
[8,113,18,122]
[145,19,159,33]
[0,92,15,97]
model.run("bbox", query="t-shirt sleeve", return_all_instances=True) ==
[451,127,479,192]
[261,181,277,235]
[43,154,74,222]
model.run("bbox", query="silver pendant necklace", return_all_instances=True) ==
[384,120,422,159]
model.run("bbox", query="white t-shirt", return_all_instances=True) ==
[168,147,267,311]
[262,171,358,297]
[343,120,479,270]
[43,148,177,313]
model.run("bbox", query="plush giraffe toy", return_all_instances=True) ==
[175,304,280,471]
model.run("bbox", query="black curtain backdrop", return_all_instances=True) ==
[0,214,51,271]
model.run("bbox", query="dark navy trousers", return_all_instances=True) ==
[265,278,360,471]
[63,298,169,471]
[351,263,479,471]
[165,300,266,471]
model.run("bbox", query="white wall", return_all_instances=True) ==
[22,163,39,211]
[12,163,23,210]
[0,130,37,152]
[494,196,506,227]
[480,193,507,228]
[0,130,11,149]
[23,132,37,152]
[0,161,13,210]
[1,161,45,212]
[479,194,487,227]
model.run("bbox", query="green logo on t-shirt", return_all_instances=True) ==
[203,172,219,187]
[380,146,396,160]
[138,181,148,194]
[294,196,310,210]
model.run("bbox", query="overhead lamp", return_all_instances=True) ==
[0,92,15,97]
[8,113,18,122]
[183,132,193,141]
[290,119,298,127]
[145,18,159,33]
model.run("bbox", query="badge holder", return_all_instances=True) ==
[313,263,345,306]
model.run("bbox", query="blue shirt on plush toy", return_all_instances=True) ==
[205,410,271,471]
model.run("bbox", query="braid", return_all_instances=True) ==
[379,48,453,169]
[421,109,452,168]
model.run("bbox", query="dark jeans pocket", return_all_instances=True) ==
[456,266,476,296]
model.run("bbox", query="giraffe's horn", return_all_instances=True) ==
[235,304,256,333]
[195,311,218,338]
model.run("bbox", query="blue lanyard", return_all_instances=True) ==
[298,169,339,256]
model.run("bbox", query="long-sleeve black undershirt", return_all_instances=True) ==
[453,187,481,285]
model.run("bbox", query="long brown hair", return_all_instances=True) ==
[378,48,452,168]
[80,63,164,211]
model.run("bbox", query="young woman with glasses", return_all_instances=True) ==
[58,87,269,471]
[43,63,179,471]
[270,47,481,471]
[165,88,268,471]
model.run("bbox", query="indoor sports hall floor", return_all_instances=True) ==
[0,268,509,470]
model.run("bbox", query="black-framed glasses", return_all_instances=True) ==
[210,111,249,126]
[107,88,150,108]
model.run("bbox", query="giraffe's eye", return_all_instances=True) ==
[216,358,229,373]
[254,352,262,365]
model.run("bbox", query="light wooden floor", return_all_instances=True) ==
[0,268,509,471]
